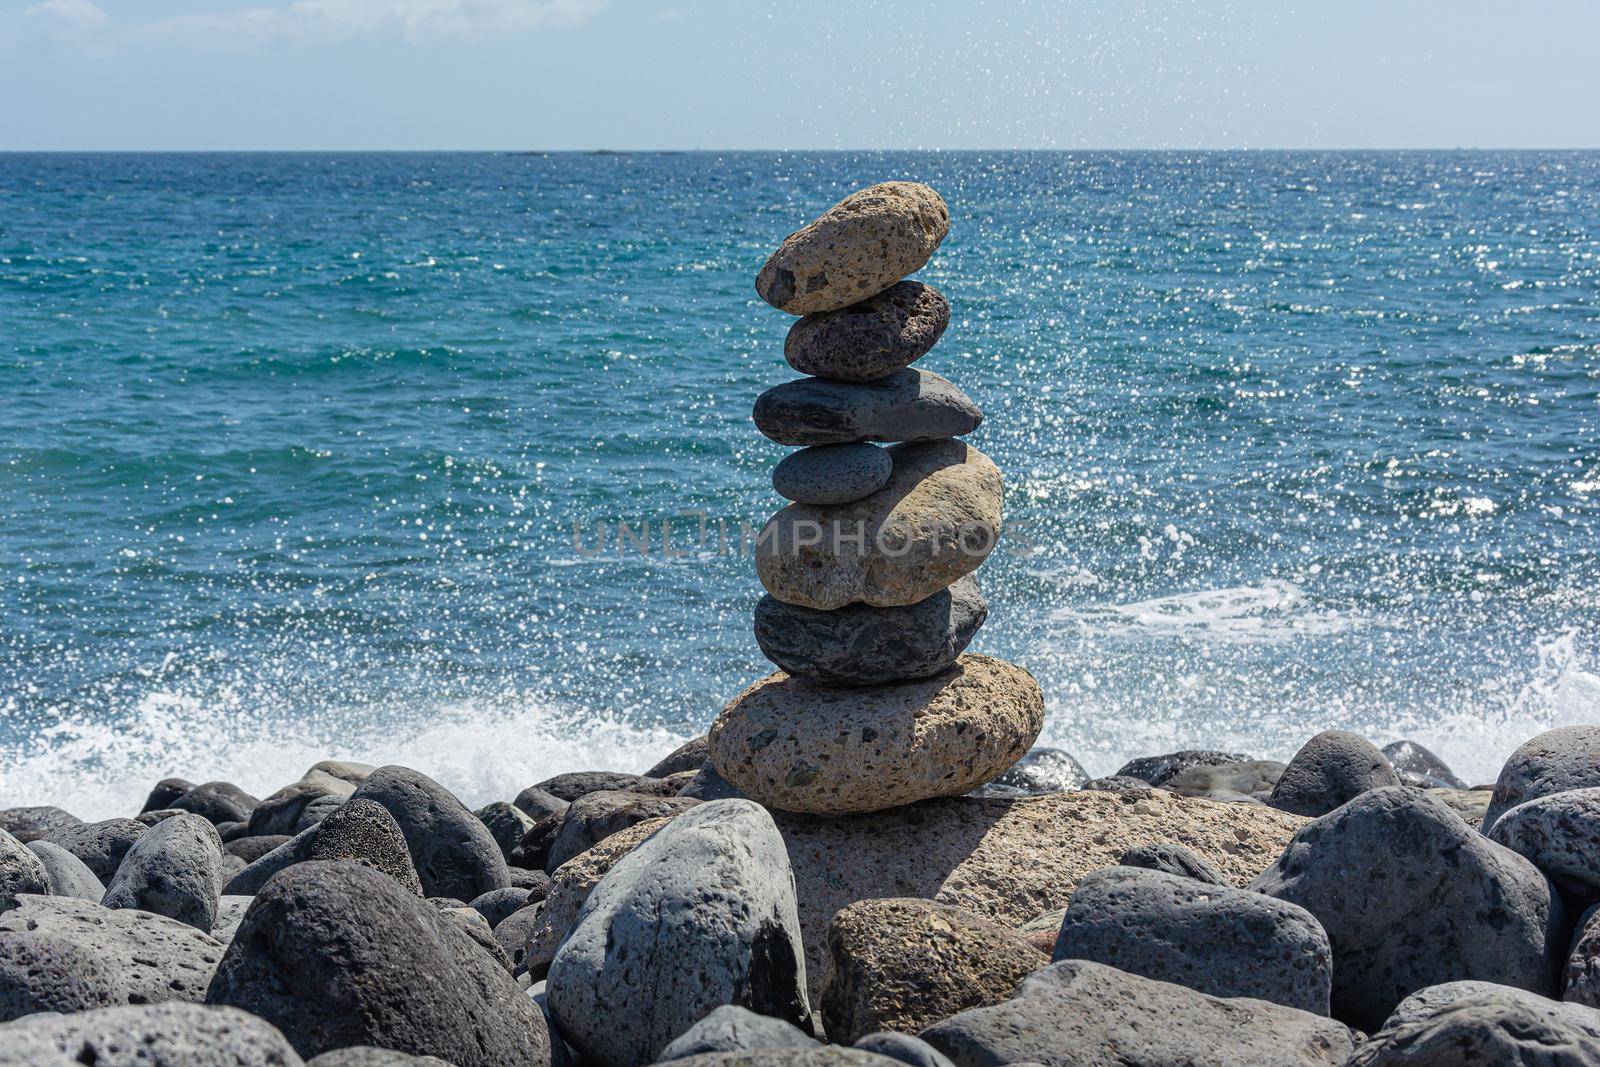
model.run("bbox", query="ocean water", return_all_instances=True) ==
[3,150,1599,818]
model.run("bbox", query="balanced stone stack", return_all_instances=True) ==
[708,181,1045,816]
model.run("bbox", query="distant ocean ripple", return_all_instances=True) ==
[2,150,1598,816]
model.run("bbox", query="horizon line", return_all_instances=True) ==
[4,146,1600,155]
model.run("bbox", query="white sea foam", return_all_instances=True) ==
[1051,579,1360,645]
[0,690,693,821]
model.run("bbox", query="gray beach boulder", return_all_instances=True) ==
[1250,787,1565,1030]
[971,746,1090,798]
[223,825,319,895]
[1267,730,1400,817]
[644,737,711,779]
[753,576,986,685]
[41,817,146,881]
[469,884,531,928]
[0,805,81,844]
[1349,993,1600,1065]
[0,894,224,1016]
[1162,759,1284,801]
[822,897,1045,1043]
[784,280,950,382]
[307,796,425,895]
[1384,980,1600,1031]
[142,777,196,813]
[545,799,811,1067]
[102,811,224,931]
[1382,739,1468,790]
[476,800,536,858]
[349,765,507,899]
[772,442,894,505]
[1114,749,1253,786]
[534,771,662,802]
[1488,786,1600,901]
[756,181,950,315]
[678,762,748,801]
[1483,724,1600,831]
[852,1033,956,1067]
[171,781,259,826]
[752,369,981,447]
[0,830,49,913]
[0,1002,304,1067]
[544,789,700,871]
[248,769,356,836]
[227,833,293,863]
[1115,842,1229,884]
[513,784,571,820]
[307,1050,453,1066]
[656,1005,818,1062]
[1563,904,1600,1009]
[25,840,104,901]
[206,861,550,1066]
[1053,865,1332,1013]
[917,958,1356,1067]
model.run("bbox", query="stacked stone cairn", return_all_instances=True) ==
[707,181,1046,816]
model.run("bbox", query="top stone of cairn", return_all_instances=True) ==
[756,182,950,315]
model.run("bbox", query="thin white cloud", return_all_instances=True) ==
[23,0,109,28]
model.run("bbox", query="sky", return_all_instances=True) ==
[2,0,1598,150]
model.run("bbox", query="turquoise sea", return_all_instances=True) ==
[3,150,1598,816]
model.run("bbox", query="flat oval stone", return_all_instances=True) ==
[756,182,950,315]
[756,439,1002,610]
[772,444,893,505]
[784,282,950,382]
[707,654,1044,816]
[753,576,987,684]
[752,370,981,448]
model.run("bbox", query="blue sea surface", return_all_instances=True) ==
[2,150,1598,816]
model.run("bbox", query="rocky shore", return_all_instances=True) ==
[5,185,1600,1066]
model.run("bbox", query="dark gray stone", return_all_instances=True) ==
[645,737,712,779]
[249,770,356,836]
[784,281,950,382]
[1081,775,1154,794]
[1483,725,1600,832]
[217,820,249,842]
[0,806,81,844]
[657,1005,818,1062]
[1268,731,1401,817]
[0,830,49,913]
[206,861,550,1066]
[210,895,253,944]
[1164,760,1285,801]
[1114,750,1253,787]
[494,902,543,967]
[1385,980,1600,1032]
[0,894,224,1016]
[1250,787,1565,1031]
[1489,787,1600,901]
[440,905,515,972]
[349,766,508,899]
[0,1003,304,1067]
[663,1054,898,1067]
[1382,740,1468,790]
[754,576,986,685]
[508,866,553,899]
[1350,994,1600,1065]
[308,1049,455,1066]
[752,370,983,447]
[852,1033,956,1067]
[1116,843,1229,885]
[917,958,1356,1067]
[476,800,536,858]
[544,789,700,872]
[972,746,1089,798]
[510,812,562,871]
[138,807,188,826]
[535,771,662,802]
[513,785,571,821]
[772,443,894,505]
[41,817,146,882]
[224,826,318,896]
[546,800,812,1067]
[142,778,196,814]
[293,793,346,833]
[1053,865,1332,1013]
[678,763,748,801]
[172,781,259,826]
[26,840,104,901]
[1565,904,1600,1009]
[306,797,424,896]
[470,885,531,929]
[227,834,293,863]
[102,812,224,931]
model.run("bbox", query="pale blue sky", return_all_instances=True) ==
[3,0,1598,150]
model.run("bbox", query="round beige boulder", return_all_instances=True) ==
[755,439,1002,610]
[707,654,1044,816]
[756,182,950,315]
